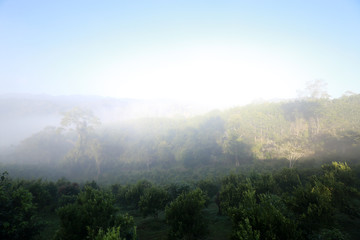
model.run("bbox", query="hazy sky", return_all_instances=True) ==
[1,0,359,107]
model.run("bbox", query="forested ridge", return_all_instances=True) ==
[1,93,360,239]
[1,93,360,182]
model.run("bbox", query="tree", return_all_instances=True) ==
[0,172,43,240]
[218,174,247,214]
[124,180,152,209]
[60,107,101,139]
[321,162,360,218]
[139,186,169,218]
[219,176,300,239]
[196,178,220,199]
[60,107,103,180]
[298,79,330,100]
[227,188,299,239]
[222,132,252,166]
[273,168,301,193]
[11,126,72,165]
[288,180,334,234]
[55,186,136,240]
[275,135,313,168]
[165,188,208,240]
[18,178,58,212]
[94,226,137,240]
[166,182,191,201]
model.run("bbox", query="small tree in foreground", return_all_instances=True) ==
[139,186,169,218]
[165,188,208,240]
[54,186,136,240]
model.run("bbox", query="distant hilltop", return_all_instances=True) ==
[0,94,213,147]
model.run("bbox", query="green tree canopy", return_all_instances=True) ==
[165,188,208,240]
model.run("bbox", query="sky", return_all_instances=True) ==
[1,0,360,108]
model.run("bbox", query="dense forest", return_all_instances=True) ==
[1,91,360,183]
[2,161,360,239]
[1,89,360,239]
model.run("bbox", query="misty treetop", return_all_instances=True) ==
[1,90,360,182]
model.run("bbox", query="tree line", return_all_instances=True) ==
[2,93,360,183]
[1,161,360,239]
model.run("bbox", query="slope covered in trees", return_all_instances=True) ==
[1,94,360,183]
[1,91,360,239]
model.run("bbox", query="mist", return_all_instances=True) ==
[0,93,215,149]
[1,1,360,239]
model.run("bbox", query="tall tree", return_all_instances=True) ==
[222,132,252,166]
[299,79,330,100]
[60,108,102,180]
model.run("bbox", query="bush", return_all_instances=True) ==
[165,188,208,240]
[54,186,136,240]
[0,172,43,240]
[139,186,169,218]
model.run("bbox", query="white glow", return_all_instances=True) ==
[93,44,309,107]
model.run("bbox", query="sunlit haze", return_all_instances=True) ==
[1,0,359,108]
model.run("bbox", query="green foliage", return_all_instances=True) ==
[165,182,192,201]
[196,178,220,198]
[321,162,360,217]
[93,226,137,240]
[234,218,260,240]
[287,180,334,235]
[220,175,301,239]
[249,172,277,195]
[55,186,136,240]
[94,226,124,240]
[17,179,58,212]
[124,180,152,208]
[165,188,208,240]
[60,107,103,180]
[274,168,301,193]
[3,94,360,239]
[223,132,253,166]
[309,228,349,240]
[56,180,80,207]
[4,95,360,187]
[219,174,249,213]
[2,160,360,239]
[0,172,43,240]
[229,191,300,240]
[111,183,129,205]
[139,186,169,218]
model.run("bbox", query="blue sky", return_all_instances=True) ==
[1,0,359,107]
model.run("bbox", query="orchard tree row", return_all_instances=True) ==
[1,161,360,239]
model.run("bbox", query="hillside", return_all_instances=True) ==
[1,94,360,183]
[0,94,211,148]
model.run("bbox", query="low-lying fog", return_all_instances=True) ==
[0,94,213,149]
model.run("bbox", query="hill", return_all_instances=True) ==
[1,93,360,183]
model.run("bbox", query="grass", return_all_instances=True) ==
[203,202,232,240]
